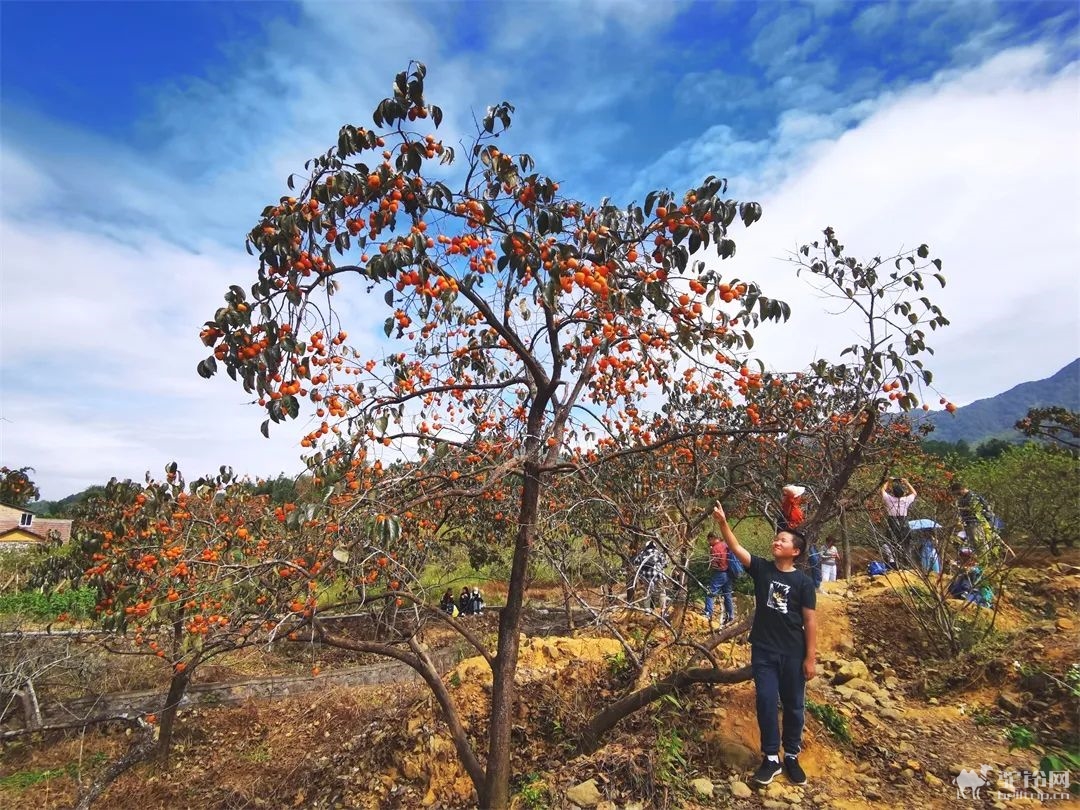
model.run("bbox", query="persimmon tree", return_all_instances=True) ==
[1017,406,1080,452]
[198,62,792,809]
[527,230,955,748]
[0,466,40,508]
[73,468,337,763]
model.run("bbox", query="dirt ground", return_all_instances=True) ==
[2,556,1078,810]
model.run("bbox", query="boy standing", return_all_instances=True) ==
[713,502,817,786]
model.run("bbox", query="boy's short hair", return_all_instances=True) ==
[949,481,965,494]
[777,527,807,555]
[890,482,906,497]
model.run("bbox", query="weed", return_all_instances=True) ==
[806,699,852,743]
[1005,723,1035,750]
[654,693,687,787]
[0,753,106,791]
[514,773,551,810]
[970,705,996,726]
[242,743,271,763]
[0,767,67,790]
[604,650,629,679]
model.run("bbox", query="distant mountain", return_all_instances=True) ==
[918,358,1080,445]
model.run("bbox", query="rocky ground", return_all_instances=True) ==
[2,557,1077,809]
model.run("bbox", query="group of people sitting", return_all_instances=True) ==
[440,586,484,617]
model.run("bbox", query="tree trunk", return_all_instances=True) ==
[481,459,542,810]
[154,669,190,766]
[580,664,752,753]
[561,576,576,632]
[75,720,155,810]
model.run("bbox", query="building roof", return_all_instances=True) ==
[0,526,48,544]
[0,506,72,543]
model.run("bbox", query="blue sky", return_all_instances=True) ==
[1,0,1078,498]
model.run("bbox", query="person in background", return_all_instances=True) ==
[471,586,484,615]
[807,539,823,591]
[440,589,456,615]
[458,586,473,616]
[704,531,735,625]
[881,477,917,563]
[820,536,841,585]
[918,530,941,574]
[713,501,816,787]
[630,539,668,614]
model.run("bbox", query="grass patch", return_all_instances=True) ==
[0,753,107,791]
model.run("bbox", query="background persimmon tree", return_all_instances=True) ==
[0,466,40,508]
[198,62,793,809]
[72,466,337,764]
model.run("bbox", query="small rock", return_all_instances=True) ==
[850,691,878,709]
[948,764,964,776]
[879,707,903,722]
[565,779,603,808]
[730,781,753,799]
[858,711,882,728]
[1055,617,1074,631]
[596,802,617,810]
[764,781,786,798]
[902,768,915,779]
[842,677,876,694]
[763,801,788,810]
[690,778,714,798]
[997,692,1024,715]
[833,659,871,685]
[716,737,759,770]
[905,759,921,772]
[928,697,939,705]
[924,773,943,788]
[995,779,1015,793]
[865,789,882,800]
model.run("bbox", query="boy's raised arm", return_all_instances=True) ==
[713,502,752,568]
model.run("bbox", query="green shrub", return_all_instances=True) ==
[0,587,96,619]
[807,698,851,743]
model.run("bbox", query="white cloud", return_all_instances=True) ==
[710,46,1080,404]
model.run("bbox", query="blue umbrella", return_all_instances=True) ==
[908,518,941,531]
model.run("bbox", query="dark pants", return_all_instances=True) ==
[752,645,806,756]
[704,570,733,621]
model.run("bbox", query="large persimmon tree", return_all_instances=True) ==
[532,231,953,748]
[199,62,794,808]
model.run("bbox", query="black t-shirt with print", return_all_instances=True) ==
[747,555,816,657]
